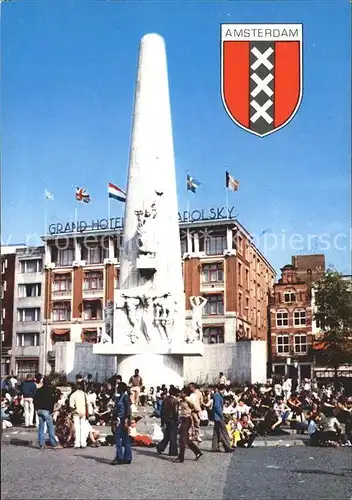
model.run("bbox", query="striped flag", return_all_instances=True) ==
[108,182,126,202]
[226,171,240,192]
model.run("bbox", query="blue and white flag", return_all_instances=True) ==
[187,173,201,193]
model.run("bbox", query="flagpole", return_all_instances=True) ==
[225,186,229,215]
[186,171,191,217]
[75,201,78,233]
[44,198,48,237]
[108,196,111,222]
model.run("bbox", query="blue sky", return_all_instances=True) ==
[1,0,351,275]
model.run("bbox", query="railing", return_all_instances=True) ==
[83,288,104,298]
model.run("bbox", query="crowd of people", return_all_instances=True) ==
[1,370,351,465]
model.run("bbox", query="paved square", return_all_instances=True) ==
[1,442,351,499]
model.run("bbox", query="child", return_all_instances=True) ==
[199,405,209,427]
[129,416,155,447]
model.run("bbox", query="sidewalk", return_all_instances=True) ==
[1,423,309,448]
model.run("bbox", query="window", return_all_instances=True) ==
[238,292,243,316]
[16,333,39,347]
[52,274,72,292]
[57,249,74,267]
[83,300,102,320]
[1,331,4,342]
[1,259,7,274]
[294,310,306,326]
[277,335,290,354]
[245,269,249,289]
[294,334,307,354]
[52,302,71,322]
[238,262,242,286]
[20,259,42,274]
[2,308,5,319]
[203,294,224,315]
[205,235,227,255]
[203,327,224,344]
[17,308,40,322]
[82,246,107,265]
[284,290,296,303]
[16,359,39,379]
[238,236,243,254]
[202,263,223,283]
[276,310,288,327]
[245,297,249,317]
[18,283,41,298]
[257,310,261,327]
[180,238,187,256]
[51,330,70,343]
[82,329,98,343]
[84,271,104,290]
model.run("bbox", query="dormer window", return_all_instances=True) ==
[284,290,296,303]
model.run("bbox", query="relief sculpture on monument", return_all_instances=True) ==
[189,296,208,343]
[135,199,159,256]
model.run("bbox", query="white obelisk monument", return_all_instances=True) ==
[94,33,203,388]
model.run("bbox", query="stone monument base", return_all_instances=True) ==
[93,341,203,356]
[117,353,184,389]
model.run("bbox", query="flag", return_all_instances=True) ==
[226,171,240,192]
[75,187,91,204]
[259,228,272,237]
[108,182,126,202]
[187,173,201,193]
[44,189,54,201]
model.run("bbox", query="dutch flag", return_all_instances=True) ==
[108,182,126,202]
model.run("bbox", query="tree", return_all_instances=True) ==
[313,269,352,379]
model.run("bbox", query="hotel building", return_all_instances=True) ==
[36,216,275,377]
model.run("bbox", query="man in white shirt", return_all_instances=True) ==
[69,381,88,449]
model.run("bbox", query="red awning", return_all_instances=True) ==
[313,341,328,350]
[82,328,98,333]
[51,329,70,336]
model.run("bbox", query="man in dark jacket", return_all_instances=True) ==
[21,374,37,427]
[111,382,132,465]
[212,385,233,453]
[33,376,61,449]
[156,386,179,456]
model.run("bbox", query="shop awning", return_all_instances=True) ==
[313,341,328,350]
[51,329,70,336]
[82,328,98,333]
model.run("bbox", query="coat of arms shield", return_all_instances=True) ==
[221,24,303,137]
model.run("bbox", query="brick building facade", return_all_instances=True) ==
[269,264,315,381]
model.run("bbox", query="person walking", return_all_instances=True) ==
[33,376,61,449]
[174,387,202,463]
[189,382,204,443]
[21,374,37,428]
[211,385,233,453]
[157,386,179,457]
[69,381,88,449]
[111,382,132,465]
